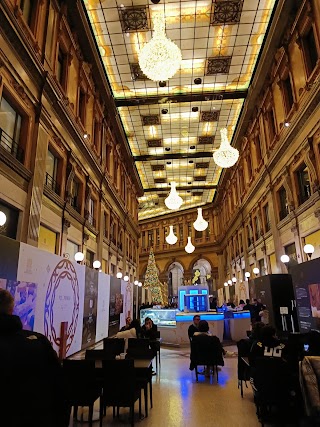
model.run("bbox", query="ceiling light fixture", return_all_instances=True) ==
[165,225,178,245]
[138,13,182,82]
[83,133,88,139]
[213,128,239,168]
[193,208,208,231]
[284,122,290,127]
[165,181,183,210]
[185,236,195,254]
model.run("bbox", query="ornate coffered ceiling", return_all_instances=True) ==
[83,0,277,220]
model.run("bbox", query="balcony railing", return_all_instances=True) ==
[45,172,60,194]
[0,127,24,163]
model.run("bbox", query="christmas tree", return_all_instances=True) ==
[144,248,168,305]
[144,248,159,289]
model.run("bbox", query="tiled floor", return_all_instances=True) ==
[68,345,261,427]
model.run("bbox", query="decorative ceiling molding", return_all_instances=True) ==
[147,139,162,148]
[151,164,165,171]
[141,115,160,126]
[119,6,149,33]
[198,136,215,145]
[206,57,232,75]
[200,111,220,122]
[210,1,244,26]
[196,162,210,169]
[130,63,147,81]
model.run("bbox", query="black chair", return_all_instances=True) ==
[100,359,142,427]
[85,349,114,360]
[190,334,224,382]
[237,339,252,397]
[128,338,150,351]
[103,338,125,357]
[150,331,161,372]
[63,359,102,427]
[251,357,294,426]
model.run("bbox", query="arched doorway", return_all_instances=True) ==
[192,259,212,287]
[168,262,184,297]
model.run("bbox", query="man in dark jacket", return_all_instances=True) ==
[188,314,200,340]
[141,317,158,340]
[0,289,68,427]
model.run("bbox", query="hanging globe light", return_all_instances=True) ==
[193,208,208,231]
[139,13,182,82]
[213,128,239,168]
[165,225,178,245]
[185,236,195,254]
[165,181,183,210]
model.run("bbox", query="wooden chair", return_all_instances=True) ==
[63,359,102,427]
[100,359,142,427]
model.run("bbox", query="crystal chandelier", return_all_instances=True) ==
[138,13,182,82]
[185,236,195,254]
[165,225,178,245]
[193,208,208,231]
[213,128,239,168]
[164,182,183,210]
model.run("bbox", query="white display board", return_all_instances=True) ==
[95,273,111,341]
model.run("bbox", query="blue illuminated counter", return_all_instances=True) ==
[140,309,224,345]
[228,311,251,341]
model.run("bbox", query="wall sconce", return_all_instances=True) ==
[252,267,260,276]
[74,252,84,264]
[303,244,314,260]
[93,260,101,270]
[280,254,290,264]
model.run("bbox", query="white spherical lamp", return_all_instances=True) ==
[138,282,143,287]
[124,275,129,282]
[185,236,195,254]
[253,267,260,275]
[232,276,237,283]
[245,271,251,279]
[223,282,228,287]
[280,254,290,263]
[116,272,123,279]
[193,208,208,232]
[228,279,232,285]
[93,260,101,270]
[134,280,139,286]
[304,244,315,260]
[74,252,84,263]
[165,225,178,245]
[0,211,6,226]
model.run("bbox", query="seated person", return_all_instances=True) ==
[190,320,224,375]
[188,315,200,341]
[237,299,246,310]
[259,305,269,325]
[119,316,131,332]
[249,325,288,392]
[115,319,142,350]
[227,300,236,309]
[210,297,218,310]
[141,317,158,340]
